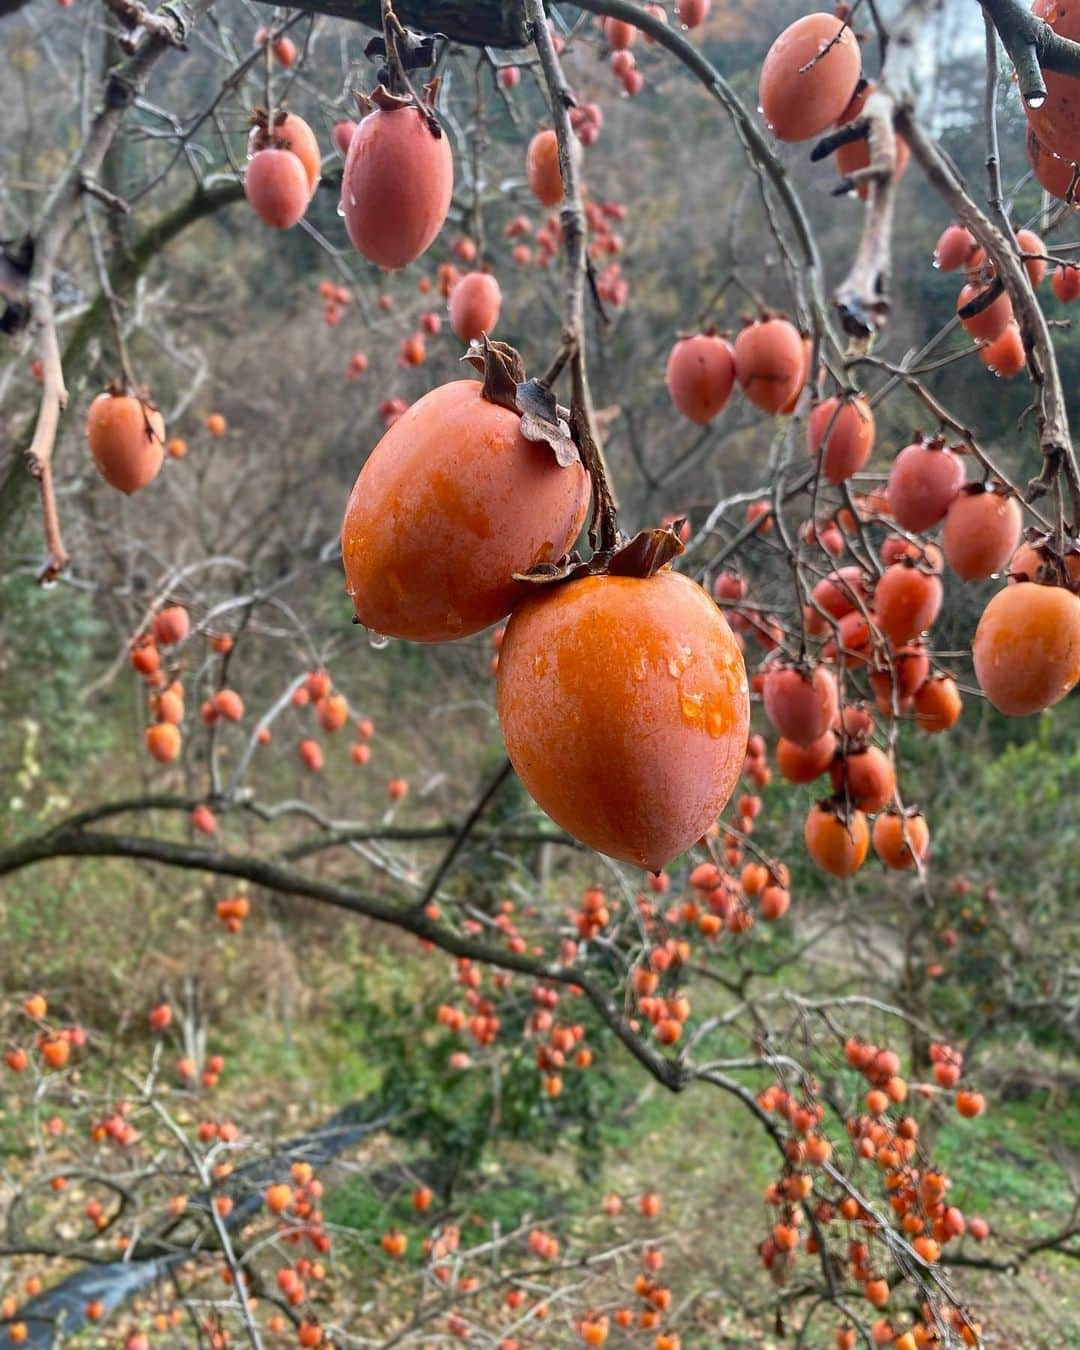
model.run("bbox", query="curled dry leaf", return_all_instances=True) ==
[513,520,687,587]
[462,336,582,469]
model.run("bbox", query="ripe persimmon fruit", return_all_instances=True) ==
[776,731,836,783]
[342,92,453,269]
[807,396,875,485]
[526,128,565,206]
[972,581,1080,715]
[665,334,736,424]
[872,808,929,869]
[887,438,965,533]
[804,801,869,878]
[342,350,590,642]
[762,663,839,746]
[942,485,1022,580]
[448,271,502,343]
[244,148,310,229]
[759,14,861,142]
[829,744,895,812]
[87,390,165,494]
[496,568,749,871]
[734,316,806,414]
[873,562,943,645]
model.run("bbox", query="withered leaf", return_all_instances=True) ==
[516,378,580,468]
[606,522,686,578]
[462,335,524,411]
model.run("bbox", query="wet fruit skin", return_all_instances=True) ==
[87,393,165,494]
[873,563,943,645]
[759,14,862,143]
[342,105,454,269]
[942,487,1022,581]
[245,148,310,229]
[496,570,750,871]
[342,379,590,642]
[972,581,1080,715]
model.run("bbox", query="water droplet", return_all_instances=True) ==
[367,629,390,650]
[1028,94,1046,109]
[932,259,941,270]
[336,200,346,218]
[349,192,357,207]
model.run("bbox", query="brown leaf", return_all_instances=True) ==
[516,378,580,468]
[462,335,524,412]
[606,523,686,578]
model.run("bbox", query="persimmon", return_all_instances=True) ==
[804,802,869,878]
[941,485,1022,580]
[1026,124,1078,205]
[887,439,965,533]
[87,390,165,494]
[388,777,409,801]
[834,93,910,198]
[807,396,875,484]
[829,745,895,812]
[762,663,838,745]
[912,675,961,733]
[1025,0,1080,162]
[1015,227,1047,286]
[244,148,310,228]
[166,436,187,458]
[972,581,1080,715]
[759,884,790,920]
[978,321,1025,377]
[759,14,861,142]
[212,689,244,721]
[873,562,943,645]
[341,366,590,642]
[342,94,454,269]
[205,412,227,436]
[1009,540,1080,586]
[5,1049,29,1072]
[1052,262,1080,301]
[806,566,867,632]
[153,605,189,646]
[41,1036,70,1069]
[496,569,749,871]
[448,271,502,343]
[332,119,356,155]
[776,731,836,783]
[665,333,736,424]
[872,809,929,870]
[734,316,805,414]
[603,16,636,48]
[250,112,320,197]
[146,723,182,763]
[869,644,929,703]
[955,1090,985,1118]
[272,34,296,66]
[316,694,348,733]
[675,0,710,25]
[526,128,564,206]
[957,281,1012,342]
[933,224,976,272]
[498,65,521,89]
[298,739,324,772]
[24,994,47,1019]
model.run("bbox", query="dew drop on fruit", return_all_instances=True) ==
[367,629,390,650]
[1027,93,1046,109]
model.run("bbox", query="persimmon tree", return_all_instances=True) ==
[2,0,1079,1347]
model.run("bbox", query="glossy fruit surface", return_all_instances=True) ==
[972,582,1080,715]
[496,570,750,870]
[87,392,166,494]
[342,105,453,269]
[759,14,861,142]
[342,379,590,641]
